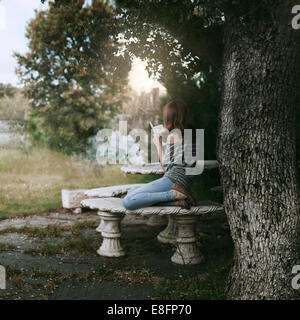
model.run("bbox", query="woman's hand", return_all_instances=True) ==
[153,134,165,171]
[153,134,162,150]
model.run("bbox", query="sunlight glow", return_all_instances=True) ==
[128,57,166,95]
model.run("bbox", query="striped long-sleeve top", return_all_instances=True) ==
[162,140,198,191]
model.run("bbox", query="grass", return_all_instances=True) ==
[0,147,153,219]
[0,225,64,238]
[0,147,221,220]
[0,242,17,252]
[3,264,159,300]
[153,261,231,300]
[24,236,96,256]
[24,226,99,256]
[0,221,99,238]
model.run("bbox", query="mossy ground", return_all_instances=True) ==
[0,213,232,300]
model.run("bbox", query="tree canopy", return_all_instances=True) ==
[16,0,131,153]
[114,0,224,159]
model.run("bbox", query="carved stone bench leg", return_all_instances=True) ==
[96,217,104,233]
[157,216,177,244]
[97,211,125,257]
[171,215,204,265]
[147,215,167,226]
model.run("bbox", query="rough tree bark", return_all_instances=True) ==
[217,0,300,299]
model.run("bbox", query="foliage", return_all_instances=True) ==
[0,90,29,121]
[115,0,224,72]
[15,0,131,153]
[114,0,222,159]
[113,1,296,162]
[0,83,18,98]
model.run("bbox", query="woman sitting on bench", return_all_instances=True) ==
[122,99,197,210]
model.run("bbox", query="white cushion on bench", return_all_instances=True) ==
[81,197,224,216]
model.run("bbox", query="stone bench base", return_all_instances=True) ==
[81,197,224,265]
[96,211,125,257]
[171,215,204,265]
[157,216,177,244]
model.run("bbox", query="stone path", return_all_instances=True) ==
[0,211,100,231]
[0,210,232,300]
[49,280,154,300]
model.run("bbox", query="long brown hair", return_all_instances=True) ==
[163,99,194,136]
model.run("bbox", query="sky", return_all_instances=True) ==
[0,0,166,94]
[0,0,48,86]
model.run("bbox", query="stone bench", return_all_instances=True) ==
[61,184,145,212]
[120,161,220,228]
[62,184,167,227]
[81,197,224,265]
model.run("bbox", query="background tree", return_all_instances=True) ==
[16,0,131,153]
[116,0,222,160]
[0,89,29,121]
[120,87,162,131]
[0,83,18,98]
[0,83,29,121]
[115,0,300,299]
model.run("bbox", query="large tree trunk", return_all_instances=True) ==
[217,1,300,299]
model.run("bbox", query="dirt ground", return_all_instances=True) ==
[0,210,232,300]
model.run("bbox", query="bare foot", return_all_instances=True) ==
[173,190,187,200]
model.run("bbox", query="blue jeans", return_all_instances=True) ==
[122,176,175,210]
